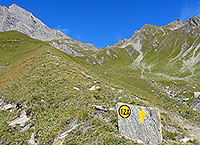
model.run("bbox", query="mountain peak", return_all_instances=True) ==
[9,4,20,8]
[0,4,69,41]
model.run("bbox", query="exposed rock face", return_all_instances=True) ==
[60,39,98,51]
[168,19,186,30]
[187,14,200,28]
[0,4,99,55]
[116,103,162,144]
[48,41,85,57]
[0,4,69,41]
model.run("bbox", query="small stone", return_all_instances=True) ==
[118,89,124,93]
[172,81,177,85]
[21,124,31,132]
[28,133,37,145]
[52,138,64,145]
[179,137,193,143]
[92,105,108,112]
[183,98,189,102]
[111,87,116,91]
[73,87,80,91]
[136,139,144,144]
[2,104,13,110]
[56,62,60,67]
[8,110,30,127]
[41,64,46,67]
[89,86,100,91]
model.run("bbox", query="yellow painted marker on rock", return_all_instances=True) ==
[137,109,147,123]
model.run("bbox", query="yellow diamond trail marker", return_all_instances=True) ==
[116,103,162,144]
[137,109,147,123]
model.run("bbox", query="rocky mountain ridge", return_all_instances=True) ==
[0,4,69,41]
[0,4,98,56]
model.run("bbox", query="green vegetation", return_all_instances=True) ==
[1,26,200,145]
[0,31,140,144]
[0,31,47,67]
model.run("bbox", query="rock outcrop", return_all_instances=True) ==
[187,14,200,28]
[48,41,85,57]
[0,4,69,41]
[168,19,186,30]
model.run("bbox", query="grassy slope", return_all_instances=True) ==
[0,31,47,67]
[69,48,200,143]
[0,31,141,144]
[0,31,200,144]
[69,25,200,143]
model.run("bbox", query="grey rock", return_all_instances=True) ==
[0,4,69,41]
[58,123,83,139]
[73,87,80,91]
[48,41,84,57]
[179,137,193,143]
[168,19,186,30]
[183,98,189,102]
[89,85,100,91]
[172,81,177,85]
[21,124,31,132]
[2,104,13,110]
[92,105,108,112]
[28,133,37,145]
[116,103,162,144]
[194,92,200,98]
[0,99,15,111]
[92,105,114,112]
[8,110,30,127]
[60,39,98,51]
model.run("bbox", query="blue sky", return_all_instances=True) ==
[1,0,200,48]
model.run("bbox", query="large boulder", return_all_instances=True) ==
[116,102,162,144]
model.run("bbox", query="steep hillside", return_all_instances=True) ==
[0,31,48,70]
[1,31,200,144]
[0,31,135,144]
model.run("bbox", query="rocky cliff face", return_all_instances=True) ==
[0,4,69,41]
[187,14,200,28]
